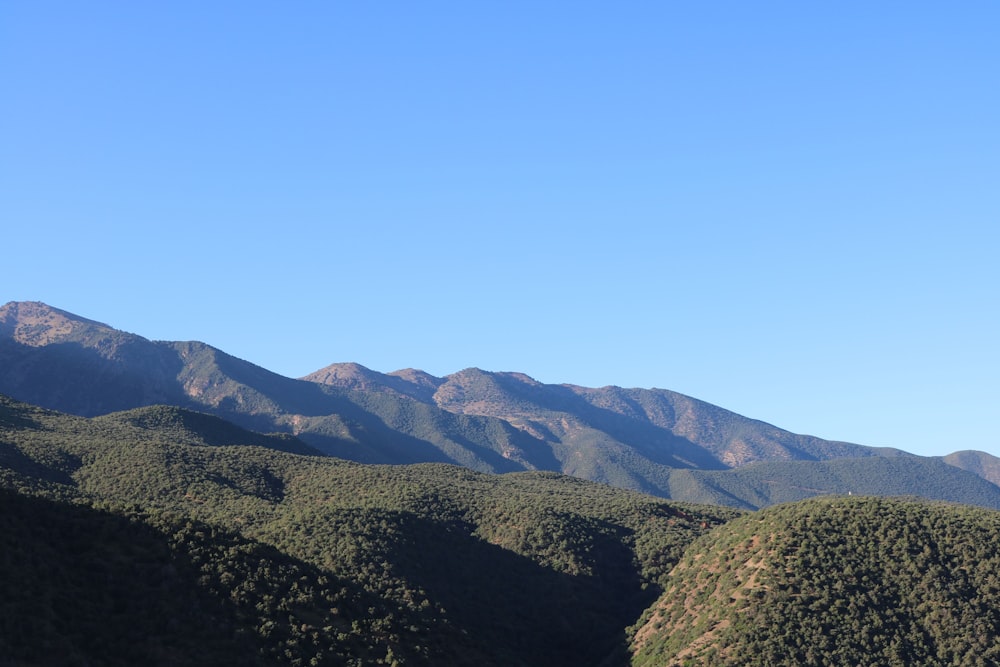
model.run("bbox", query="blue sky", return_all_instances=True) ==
[3,2,998,457]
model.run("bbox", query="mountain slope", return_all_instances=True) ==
[662,456,1000,510]
[630,496,1000,666]
[6,394,1000,666]
[0,488,403,667]
[306,363,896,471]
[0,393,737,666]
[943,450,1000,487]
[561,382,898,466]
[1,301,994,508]
[94,404,321,455]
[0,301,191,414]
[0,302,548,474]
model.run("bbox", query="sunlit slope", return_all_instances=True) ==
[631,496,1000,666]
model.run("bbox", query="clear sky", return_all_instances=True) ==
[2,2,998,457]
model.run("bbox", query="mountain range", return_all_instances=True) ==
[2,300,998,509]
[4,300,1000,665]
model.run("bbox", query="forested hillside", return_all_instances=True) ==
[0,394,736,666]
[631,496,1000,666]
[0,489,377,666]
[5,394,1000,665]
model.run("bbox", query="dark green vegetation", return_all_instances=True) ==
[6,392,1000,665]
[0,394,737,666]
[4,301,998,511]
[631,496,1000,666]
[0,489,360,666]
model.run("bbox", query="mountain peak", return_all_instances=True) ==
[0,301,117,347]
[303,362,442,402]
[301,362,380,386]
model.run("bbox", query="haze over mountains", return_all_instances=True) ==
[2,300,998,509]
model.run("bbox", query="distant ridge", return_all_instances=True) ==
[0,300,995,508]
[943,450,1000,487]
